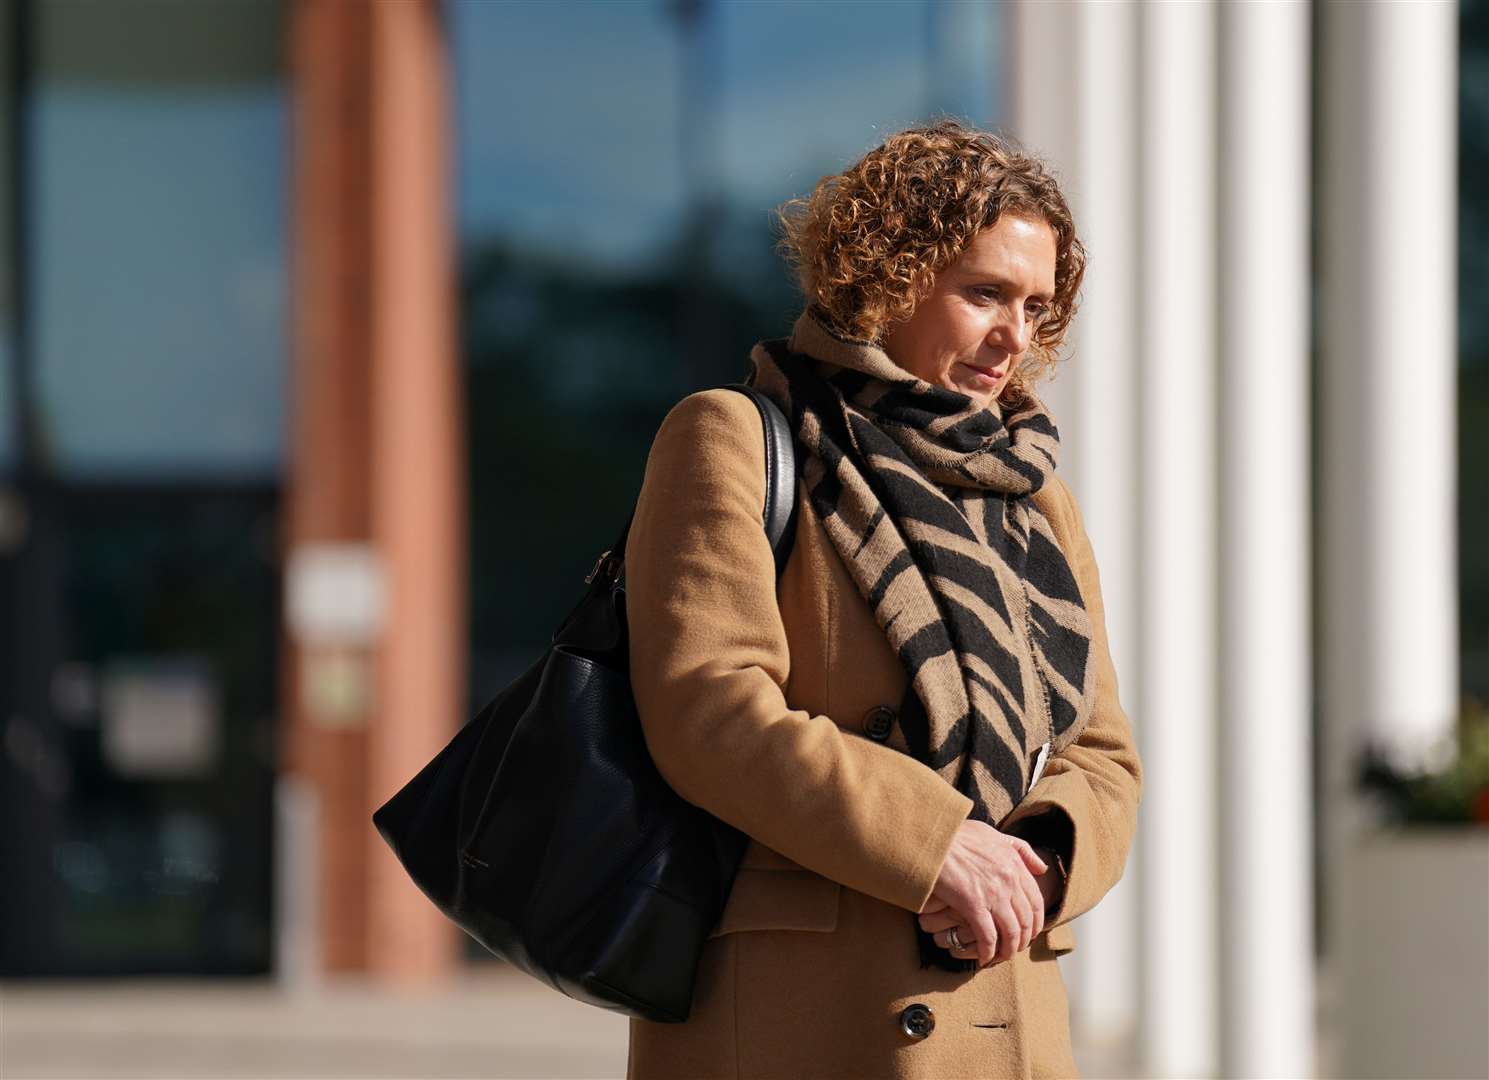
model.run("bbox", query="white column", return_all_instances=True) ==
[1318,0,1459,1071]
[1008,0,1144,1060]
[1216,3,1315,1079]
[1138,1,1220,1075]
[1066,0,1144,1052]
[1319,0,1460,777]
[1006,0,1081,479]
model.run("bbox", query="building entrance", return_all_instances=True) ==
[0,0,287,976]
[1,486,280,976]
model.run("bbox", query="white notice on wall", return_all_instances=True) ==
[285,544,386,647]
[100,658,220,778]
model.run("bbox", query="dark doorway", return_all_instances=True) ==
[0,0,286,977]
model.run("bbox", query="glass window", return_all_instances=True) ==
[1461,0,1489,695]
[456,0,998,274]
[452,0,1004,698]
[30,0,286,479]
[1,0,15,473]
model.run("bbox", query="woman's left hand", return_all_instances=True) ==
[920,845,1062,956]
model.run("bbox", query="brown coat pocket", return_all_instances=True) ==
[708,868,842,937]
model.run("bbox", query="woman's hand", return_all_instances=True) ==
[918,820,1048,966]
[920,846,1062,960]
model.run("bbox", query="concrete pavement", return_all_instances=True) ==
[1,962,1143,1080]
[1,965,629,1080]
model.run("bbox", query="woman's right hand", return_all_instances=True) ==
[919,819,1048,966]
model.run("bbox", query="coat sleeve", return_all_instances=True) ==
[624,389,973,915]
[1000,473,1144,928]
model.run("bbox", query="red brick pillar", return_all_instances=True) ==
[283,0,463,983]
[364,0,466,983]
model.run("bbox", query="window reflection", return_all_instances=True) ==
[30,0,285,478]
[1,0,14,473]
[451,0,1003,699]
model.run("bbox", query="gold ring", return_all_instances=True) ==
[947,926,964,952]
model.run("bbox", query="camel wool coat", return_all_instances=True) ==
[623,388,1142,1080]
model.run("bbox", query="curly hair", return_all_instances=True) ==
[776,119,1086,393]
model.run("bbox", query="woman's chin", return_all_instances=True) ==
[945,366,1006,409]
[952,380,1000,410]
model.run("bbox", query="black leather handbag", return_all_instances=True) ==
[372,384,798,1023]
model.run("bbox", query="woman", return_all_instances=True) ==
[623,121,1142,1080]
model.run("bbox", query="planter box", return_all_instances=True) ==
[1339,828,1489,1080]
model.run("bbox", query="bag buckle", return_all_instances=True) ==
[585,550,619,585]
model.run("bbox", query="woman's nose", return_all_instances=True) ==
[987,309,1031,353]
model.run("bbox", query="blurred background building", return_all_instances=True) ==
[0,1,1484,1078]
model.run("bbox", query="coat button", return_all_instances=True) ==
[899,1002,935,1040]
[863,706,896,742]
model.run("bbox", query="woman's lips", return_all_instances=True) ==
[959,361,1005,387]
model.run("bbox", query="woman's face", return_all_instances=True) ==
[881,213,1057,410]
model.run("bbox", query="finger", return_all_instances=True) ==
[1012,837,1048,876]
[921,896,976,930]
[923,905,970,929]
[944,934,966,956]
[993,896,1024,963]
[1024,869,1046,944]
[1014,885,1036,955]
[1002,900,1023,959]
[934,927,970,951]
[968,907,999,967]
[918,909,962,933]
[1024,864,1048,941]
[1007,873,1037,955]
[978,931,997,968]
[996,904,1017,962]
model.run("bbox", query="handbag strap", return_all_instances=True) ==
[722,382,799,575]
[590,384,798,587]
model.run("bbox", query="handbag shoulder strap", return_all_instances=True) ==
[721,383,798,576]
[596,387,799,587]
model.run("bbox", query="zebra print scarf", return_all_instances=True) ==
[751,309,1097,970]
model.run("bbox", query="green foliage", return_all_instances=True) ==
[1358,700,1489,825]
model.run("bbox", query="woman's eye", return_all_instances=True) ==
[1026,303,1047,319]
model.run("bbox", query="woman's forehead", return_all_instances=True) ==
[950,218,1057,293]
